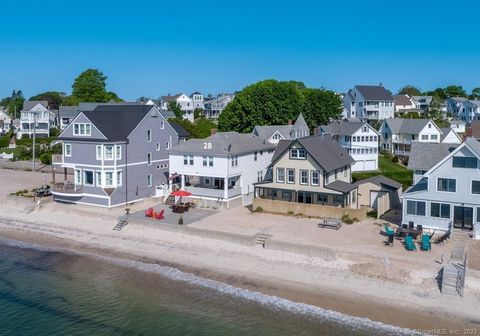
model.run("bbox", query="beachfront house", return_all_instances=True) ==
[18,100,57,138]
[379,119,460,157]
[446,97,467,115]
[457,100,480,122]
[402,138,480,239]
[58,106,81,130]
[342,85,395,122]
[190,92,204,110]
[168,131,275,208]
[319,119,379,172]
[254,136,359,209]
[51,104,188,207]
[251,113,310,145]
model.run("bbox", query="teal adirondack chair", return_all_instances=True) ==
[421,234,431,251]
[384,225,395,237]
[405,235,416,251]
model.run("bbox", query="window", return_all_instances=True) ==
[189,155,193,165]
[147,174,152,187]
[421,135,428,140]
[160,121,164,129]
[290,148,306,159]
[105,172,113,187]
[147,129,152,142]
[204,178,210,185]
[74,169,81,184]
[183,154,188,165]
[117,171,123,186]
[83,170,94,186]
[203,156,207,166]
[352,191,356,203]
[363,126,367,132]
[257,171,263,182]
[437,178,456,192]
[430,134,438,140]
[477,208,480,223]
[254,152,257,161]
[311,171,319,186]
[452,157,477,168]
[104,145,114,160]
[431,202,450,218]
[406,200,426,216]
[96,171,102,187]
[472,181,480,194]
[115,145,121,160]
[208,156,213,167]
[231,155,238,167]
[64,143,72,157]
[147,153,152,165]
[287,168,295,184]
[300,170,308,185]
[165,142,170,150]
[361,136,365,142]
[73,123,91,136]
[156,142,160,151]
[276,168,285,183]
[96,145,102,160]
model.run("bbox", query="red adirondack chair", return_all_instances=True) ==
[145,207,154,217]
[154,209,165,220]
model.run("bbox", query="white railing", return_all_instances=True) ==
[185,186,241,199]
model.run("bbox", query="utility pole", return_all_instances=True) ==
[32,112,36,172]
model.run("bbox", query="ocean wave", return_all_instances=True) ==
[0,236,419,335]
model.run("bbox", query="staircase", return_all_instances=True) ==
[113,216,128,231]
[441,246,467,297]
[164,194,176,206]
[450,229,472,246]
[254,233,271,248]
[22,203,37,214]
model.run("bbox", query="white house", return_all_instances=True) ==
[168,132,275,208]
[320,119,379,172]
[450,120,466,134]
[203,94,235,119]
[402,137,480,239]
[379,119,461,157]
[0,108,11,133]
[190,92,204,110]
[411,96,433,113]
[393,95,416,114]
[251,113,310,145]
[18,100,55,138]
[343,85,395,122]
[457,100,480,122]
[161,93,194,122]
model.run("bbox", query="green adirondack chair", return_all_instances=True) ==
[405,235,416,251]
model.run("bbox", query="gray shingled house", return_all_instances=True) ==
[51,104,188,207]
[251,113,310,144]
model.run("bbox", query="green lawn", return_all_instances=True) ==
[352,155,413,190]
[0,147,22,156]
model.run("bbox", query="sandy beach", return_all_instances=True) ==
[0,169,479,332]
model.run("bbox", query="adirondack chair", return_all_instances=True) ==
[154,209,165,220]
[145,207,154,217]
[405,235,416,251]
[384,225,395,237]
[421,234,431,251]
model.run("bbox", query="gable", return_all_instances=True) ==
[418,121,441,135]
[268,130,285,142]
[425,141,479,177]
[58,113,107,140]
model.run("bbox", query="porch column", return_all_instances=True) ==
[223,177,228,199]
[52,167,56,185]
[64,167,67,182]
[181,175,185,189]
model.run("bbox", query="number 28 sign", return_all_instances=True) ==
[203,142,212,149]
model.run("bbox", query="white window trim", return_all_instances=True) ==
[115,145,121,160]
[64,143,72,157]
[147,152,152,165]
[104,145,114,161]
[147,174,152,187]
[74,169,82,185]
[276,168,285,183]
[147,129,152,142]
[300,169,309,185]
[287,168,295,184]
[116,171,123,187]
[83,169,94,186]
[96,171,103,187]
[96,145,102,160]
[104,171,114,187]
[311,170,319,186]
[73,123,92,136]
[156,142,160,151]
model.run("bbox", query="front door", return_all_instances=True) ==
[297,192,312,204]
[454,206,473,230]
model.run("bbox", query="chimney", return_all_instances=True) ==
[210,128,217,136]
[288,120,292,125]
[313,127,320,136]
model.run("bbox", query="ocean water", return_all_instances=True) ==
[0,237,416,336]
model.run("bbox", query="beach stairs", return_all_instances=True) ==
[21,203,37,214]
[164,194,176,206]
[450,229,471,246]
[441,246,467,297]
[113,216,128,231]
[254,233,272,248]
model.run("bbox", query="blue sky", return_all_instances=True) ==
[1,0,479,100]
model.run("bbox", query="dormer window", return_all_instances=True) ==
[73,123,91,136]
[290,148,306,160]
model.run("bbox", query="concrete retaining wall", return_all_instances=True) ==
[253,198,367,221]
[266,239,337,261]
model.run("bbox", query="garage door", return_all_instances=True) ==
[370,191,379,209]
[364,160,377,171]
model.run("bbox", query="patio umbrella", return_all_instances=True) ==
[170,190,193,205]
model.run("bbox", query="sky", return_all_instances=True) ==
[1,0,479,100]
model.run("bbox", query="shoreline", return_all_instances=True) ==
[0,224,477,332]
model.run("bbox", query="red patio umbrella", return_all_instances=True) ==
[170,190,192,197]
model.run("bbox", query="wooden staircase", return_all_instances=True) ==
[113,216,128,231]
[254,233,271,248]
[450,229,472,246]
[441,246,467,297]
[164,194,176,206]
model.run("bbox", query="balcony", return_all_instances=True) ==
[365,113,379,120]
[392,138,412,145]
[51,182,83,194]
[394,149,410,156]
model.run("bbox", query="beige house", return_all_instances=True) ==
[254,136,359,208]
[353,175,402,217]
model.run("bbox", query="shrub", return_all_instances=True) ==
[342,214,354,224]
[255,206,263,212]
[49,128,60,137]
[39,153,52,165]
[392,156,399,163]
[287,211,294,216]
[367,210,378,218]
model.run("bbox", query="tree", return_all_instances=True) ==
[424,88,447,100]
[470,88,480,100]
[194,108,204,119]
[29,91,67,110]
[0,90,24,118]
[301,88,343,129]
[444,85,467,98]
[398,85,421,96]
[70,69,121,103]
[428,96,449,127]
[168,101,183,119]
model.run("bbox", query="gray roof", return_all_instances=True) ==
[449,97,467,103]
[440,128,460,142]
[169,121,189,138]
[355,85,393,101]
[252,113,310,142]
[78,102,142,112]
[23,100,48,111]
[291,113,308,131]
[465,137,480,157]
[411,96,433,104]
[450,120,466,126]
[353,175,402,191]
[321,120,370,136]
[272,136,354,173]
[325,180,357,193]
[59,106,81,119]
[407,142,459,171]
[383,118,434,134]
[393,95,413,106]
[169,132,275,156]
[161,110,176,119]
[405,178,428,194]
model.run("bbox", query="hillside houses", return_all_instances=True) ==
[343,85,395,122]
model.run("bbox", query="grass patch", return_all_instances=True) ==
[0,147,22,156]
[352,155,412,190]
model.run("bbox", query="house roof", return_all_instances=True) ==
[23,100,48,111]
[325,180,357,193]
[291,113,308,131]
[465,137,480,157]
[353,175,402,190]
[272,136,354,173]
[449,97,467,103]
[405,178,428,194]
[451,120,466,126]
[321,120,373,136]
[383,118,435,134]
[169,132,275,156]
[59,106,81,119]
[161,110,176,119]
[440,128,461,142]
[411,96,433,103]
[407,142,459,171]
[355,85,393,101]
[161,94,182,102]
[70,104,156,142]
[169,121,190,138]
[252,114,309,142]
[393,95,413,106]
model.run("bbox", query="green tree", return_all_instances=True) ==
[444,85,467,98]
[29,91,67,110]
[194,108,204,119]
[428,96,449,127]
[70,69,121,103]
[168,101,183,119]
[424,88,447,100]
[301,88,343,129]
[0,90,24,117]
[470,88,480,99]
[398,85,421,96]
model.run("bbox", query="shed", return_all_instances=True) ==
[353,175,402,217]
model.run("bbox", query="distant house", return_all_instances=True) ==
[379,119,461,157]
[254,136,358,209]
[190,92,204,110]
[203,93,234,119]
[407,142,460,185]
[0,108,11,133]
[446,97,467,115]
[168,132,275,208]
[402,138,480,239]
[59,106,81,130]
[320,119,379,172]
[251,113,310,145]
[450,120,466,134]
[440,128,462,144]
[343,85,395,122]
[411,96,433,113]
[51,104,188,207]
[393,95,416,114]
[18,100,57,138]
[160,94,194,122]
[457,100,480,121]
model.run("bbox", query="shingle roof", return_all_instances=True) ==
[405,178,428,194]
[450,120,466,126]
[325,180,357,193]
[252,114,309,142]
[383,118,433,134]
[161,110,176,119]
[169,132,275,156]
[466,137,480,157]
[355,85,393,101]
[353,175,402,190]
[272,136,354,173]
[411,96,433,104]
[321,120,365,136]
[23,100,48,111]
[73,104,155,142]
[407,142,459,171]
[440,128,461,142]
[291,113,308,131]
[394,95,413,106]
[59,106,81,119]
[169,121,190,138]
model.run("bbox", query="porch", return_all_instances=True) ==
[393,143,411,156]
[173,174,242,200]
